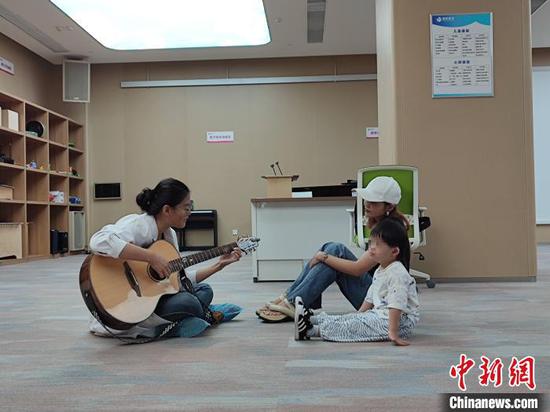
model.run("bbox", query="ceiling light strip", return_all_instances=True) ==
[121,74,376,89]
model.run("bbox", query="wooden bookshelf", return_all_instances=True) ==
[0,90,86,264]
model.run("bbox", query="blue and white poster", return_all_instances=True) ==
[430,13,493,98]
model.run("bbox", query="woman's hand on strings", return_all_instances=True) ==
[219,248,242,268]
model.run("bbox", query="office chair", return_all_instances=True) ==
[348,165,435,288]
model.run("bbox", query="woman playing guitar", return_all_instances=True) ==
[87,177,242,339]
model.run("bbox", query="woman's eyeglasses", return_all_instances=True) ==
[175,203,193,212]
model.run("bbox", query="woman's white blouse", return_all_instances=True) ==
[89,213,197,284]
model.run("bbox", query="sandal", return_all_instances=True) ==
[257,307,293,323]
[267,298,295,318]
[255,294,286,317]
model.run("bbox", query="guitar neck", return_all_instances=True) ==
[168,242,238,273]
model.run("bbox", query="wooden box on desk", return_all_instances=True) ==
[261,175,299,198]
[0,223,23,259]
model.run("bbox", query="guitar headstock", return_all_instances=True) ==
[236,236,260,254]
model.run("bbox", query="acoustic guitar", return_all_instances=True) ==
[79,237,260,330]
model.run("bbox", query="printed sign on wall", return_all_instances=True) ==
[0,57,15,75]
[366,127,379,139]
[206,131,234,143]
[430,13,493,98]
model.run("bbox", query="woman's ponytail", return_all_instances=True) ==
[136,188,155,214]
[136,178,190,215]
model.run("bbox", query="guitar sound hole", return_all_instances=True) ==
[148,267,165,282]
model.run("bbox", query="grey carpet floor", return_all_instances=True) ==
[1,246,549,411]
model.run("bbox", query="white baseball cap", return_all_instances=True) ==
[356,176,401,204]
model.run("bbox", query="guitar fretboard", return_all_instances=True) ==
[167,242,238,273]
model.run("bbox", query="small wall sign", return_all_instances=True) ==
[366,127,379,139]
[0,57,15,75]
[207,131,234,143]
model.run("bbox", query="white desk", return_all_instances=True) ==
[251,197,356,281]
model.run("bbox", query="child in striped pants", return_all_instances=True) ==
[294,218,419,346]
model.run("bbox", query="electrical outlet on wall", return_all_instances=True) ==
[232,229,239,236]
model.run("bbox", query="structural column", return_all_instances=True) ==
[375,0,536,279]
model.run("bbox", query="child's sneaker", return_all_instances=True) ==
[294,296,313,340]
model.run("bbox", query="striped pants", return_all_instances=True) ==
[316,311,416,343]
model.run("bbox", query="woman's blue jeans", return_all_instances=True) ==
[285,242,373,310]
[155,283,213,322]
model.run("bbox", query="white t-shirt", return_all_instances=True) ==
[87,213,197,338]
[364,261,420,322]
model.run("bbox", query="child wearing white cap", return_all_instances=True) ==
[257,176,410,323]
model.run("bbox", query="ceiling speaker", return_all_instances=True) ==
[63,59,90,103]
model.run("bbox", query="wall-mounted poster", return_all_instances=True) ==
[430,13,493,98]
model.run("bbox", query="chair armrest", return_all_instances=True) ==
[419,216,431,232]
[416,207,430,248]
[418,206,431,232]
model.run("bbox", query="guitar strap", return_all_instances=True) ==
[89,306,184,345]
[179,270,219,326]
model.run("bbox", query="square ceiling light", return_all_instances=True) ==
[50,0,271,50]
